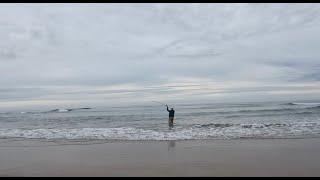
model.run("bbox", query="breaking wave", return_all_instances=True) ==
[1,122,320,141]
[283,102,320,106]
[20,108,92,114]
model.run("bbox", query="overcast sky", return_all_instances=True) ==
[1,3,320,110]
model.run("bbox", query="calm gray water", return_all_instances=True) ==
[1,102,320,141]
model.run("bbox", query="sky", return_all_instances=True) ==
[1,3,320,110]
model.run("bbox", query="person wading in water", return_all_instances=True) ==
[166,104,175,127]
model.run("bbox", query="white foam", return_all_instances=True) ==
[58,109,69,112]
[0,122,320,141]
[291,103,320,106]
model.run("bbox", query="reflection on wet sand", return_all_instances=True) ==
[168,141,175,151]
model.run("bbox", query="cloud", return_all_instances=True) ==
[1,3,320,109]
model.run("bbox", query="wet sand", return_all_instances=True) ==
[0,138,320,176]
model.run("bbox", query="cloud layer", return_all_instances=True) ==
[1,3,320,109]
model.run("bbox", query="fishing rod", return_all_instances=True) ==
[152,101,168,106]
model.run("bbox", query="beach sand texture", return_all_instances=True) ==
[0,138,319,177]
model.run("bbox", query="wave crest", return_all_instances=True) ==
[1,122,319,141]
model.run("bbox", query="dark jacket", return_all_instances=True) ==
[167,106,175,117]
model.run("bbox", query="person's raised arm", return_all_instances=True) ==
[166,105,169,112]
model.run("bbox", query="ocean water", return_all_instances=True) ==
[1,102,320,141]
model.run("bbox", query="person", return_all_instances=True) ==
[166,104,175,127]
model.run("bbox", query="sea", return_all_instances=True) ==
[1,102,320,141]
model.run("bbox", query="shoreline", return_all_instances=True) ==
[1,138,320,176]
